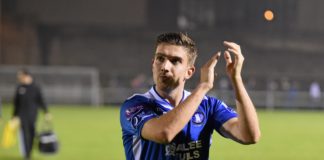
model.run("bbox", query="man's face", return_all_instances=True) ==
[17,72,25,84]
[152,43,194,91]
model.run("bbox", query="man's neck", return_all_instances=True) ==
[155,85,184,107]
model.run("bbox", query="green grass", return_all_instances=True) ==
[210,110,324,160]
[1,104,323,160]
[0,105,124,160]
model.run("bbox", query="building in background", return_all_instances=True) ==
[1,0,324,107]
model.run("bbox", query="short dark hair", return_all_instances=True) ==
[156,32,198,65]
[18,68,32,76]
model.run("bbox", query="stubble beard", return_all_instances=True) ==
[157,76,180,93]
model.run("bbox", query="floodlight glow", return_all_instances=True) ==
[264,10,274,21]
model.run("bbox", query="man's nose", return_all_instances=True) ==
[161,60,171,72]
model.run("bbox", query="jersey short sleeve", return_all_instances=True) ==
[120,95,158,138]
[208,97,238,135]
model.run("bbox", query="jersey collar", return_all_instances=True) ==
[149,85,191,110]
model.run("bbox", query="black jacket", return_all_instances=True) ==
[13,82,48,123]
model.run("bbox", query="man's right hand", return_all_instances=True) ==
[199,52,221,91]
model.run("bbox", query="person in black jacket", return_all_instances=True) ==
[12,69,51,160]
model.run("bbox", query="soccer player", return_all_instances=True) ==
[120,32,261,159]
[12,69,51,160]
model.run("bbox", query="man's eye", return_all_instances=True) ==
[156,56,164,62]
[171,59,181,65]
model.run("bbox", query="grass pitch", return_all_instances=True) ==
[0,104,323,160]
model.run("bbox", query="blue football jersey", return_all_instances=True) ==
[120,86,237,160]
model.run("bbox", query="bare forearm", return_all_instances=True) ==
[162,84,209,134]
[231,77,261,142]
[143,84,209,143]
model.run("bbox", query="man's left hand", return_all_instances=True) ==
[223,41,244,79]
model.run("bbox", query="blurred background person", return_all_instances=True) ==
[12,69,52,160]
[309,81,321,108]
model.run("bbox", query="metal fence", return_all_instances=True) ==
[1,66,323,108]
[0,66,100,106]
[102,87,324,109]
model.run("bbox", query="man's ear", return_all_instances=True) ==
[185,66,195,80]
[151,58,155,72]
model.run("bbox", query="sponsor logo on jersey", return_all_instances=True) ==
[125,105,144,118]
[165,140,203,159]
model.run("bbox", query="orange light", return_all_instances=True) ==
[264,10,274,21]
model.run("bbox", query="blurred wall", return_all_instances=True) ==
[1,0,324,89]
[297,0,324,32]
[16,0,147,27]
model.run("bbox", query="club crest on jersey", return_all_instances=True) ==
[192,111,205,125]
